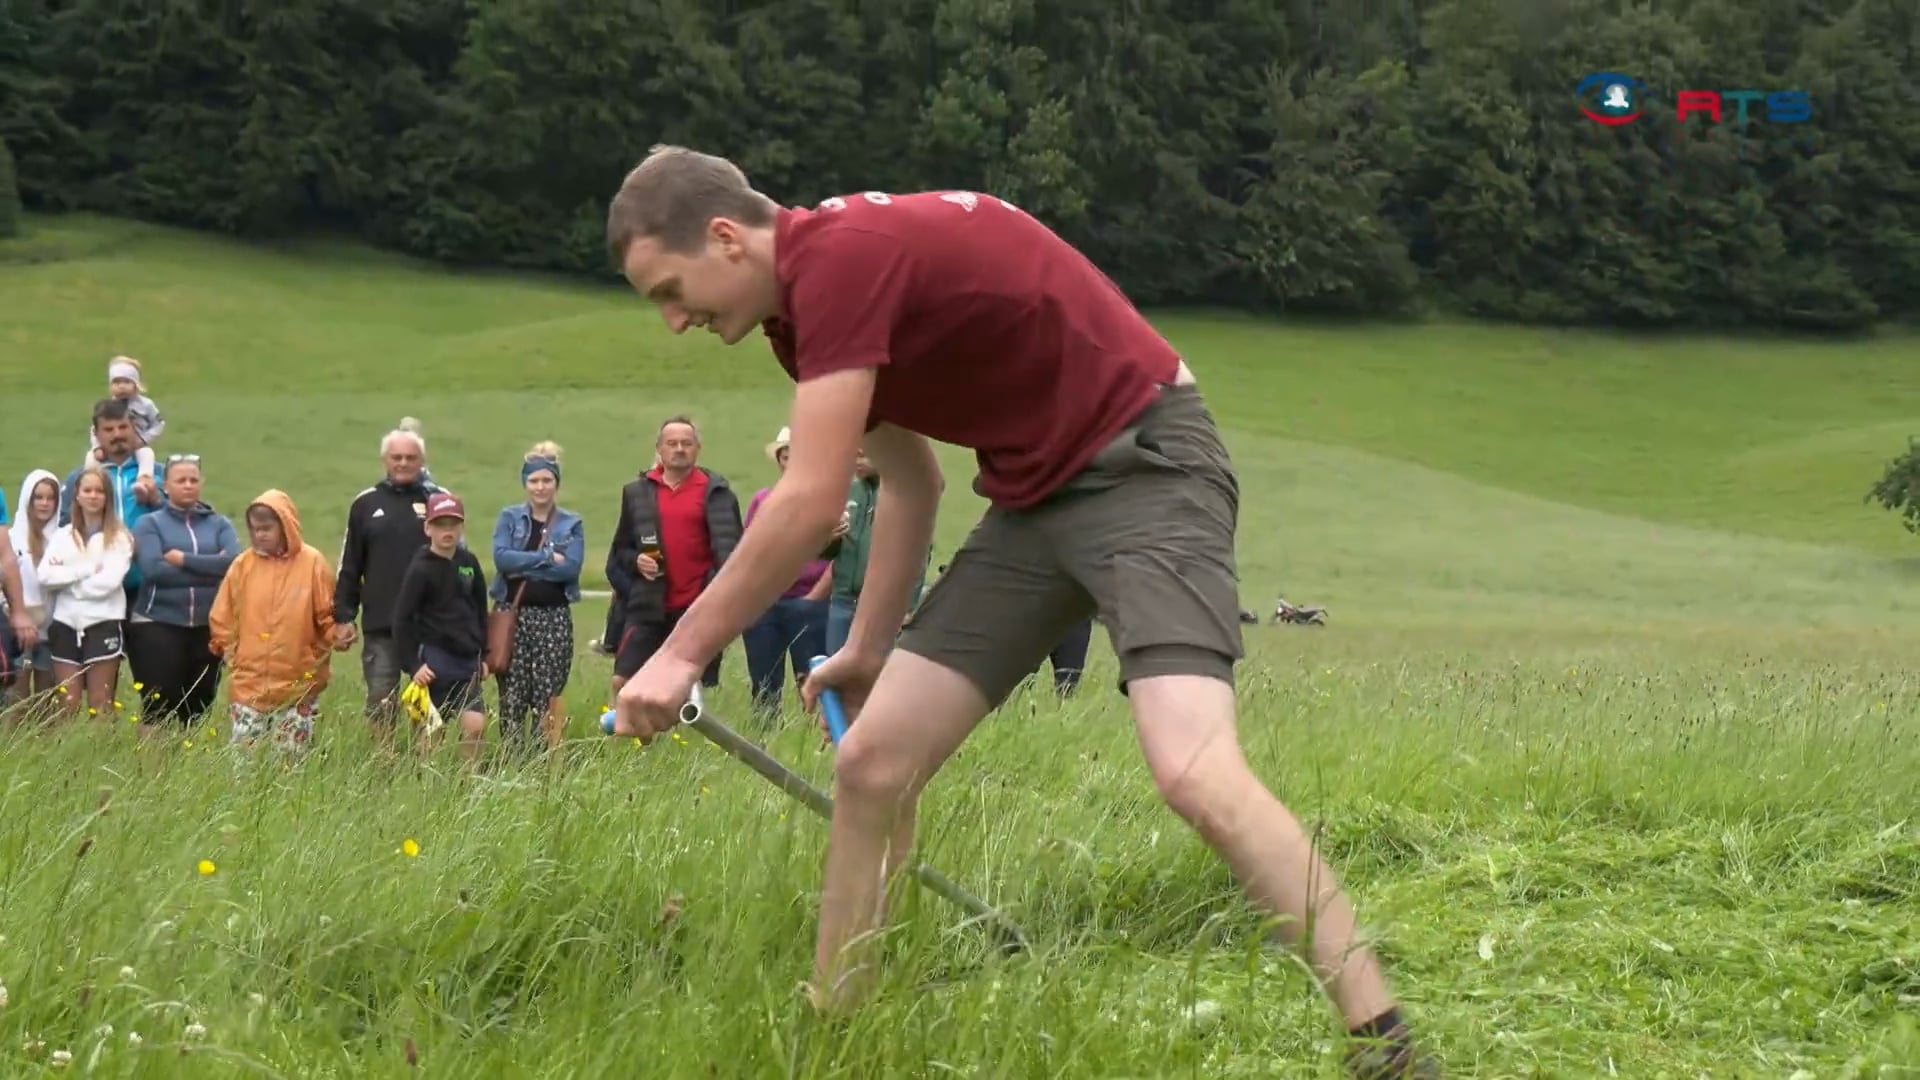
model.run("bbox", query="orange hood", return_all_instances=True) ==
[210,488,333,711]
[248,489,306,554]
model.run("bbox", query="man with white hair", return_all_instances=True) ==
[332,419,443,740]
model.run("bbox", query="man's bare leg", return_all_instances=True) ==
[1127,673,1397,1028]
[813,651,992,1011]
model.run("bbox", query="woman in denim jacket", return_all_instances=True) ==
[489,442,585,751]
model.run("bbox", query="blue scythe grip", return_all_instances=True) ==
[600,709,616,735]
[809,655,850,745]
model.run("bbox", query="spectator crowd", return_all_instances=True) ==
[0,358,1095,758]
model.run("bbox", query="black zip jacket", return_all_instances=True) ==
[392,546,489,672]
[333,477,442,635]
[605,467,743,624]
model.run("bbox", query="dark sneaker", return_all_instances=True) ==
[1346,1031,1439,1079]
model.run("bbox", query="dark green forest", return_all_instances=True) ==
[1,0,1915,329]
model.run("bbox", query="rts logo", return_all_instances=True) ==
[1575,72,1647,125]
[1575,71,1812,125]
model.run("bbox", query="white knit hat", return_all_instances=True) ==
[107,356,142,389]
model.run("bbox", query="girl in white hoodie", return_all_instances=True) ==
[5,469,62,704]
[37,464,133,717]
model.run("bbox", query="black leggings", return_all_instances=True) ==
[125,622,223,726]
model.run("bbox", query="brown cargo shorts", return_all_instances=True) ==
[898,384,1243,708]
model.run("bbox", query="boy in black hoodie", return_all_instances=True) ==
[393,492,490,759]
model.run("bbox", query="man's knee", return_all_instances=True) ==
[361,636,399,701]
[1148,755,1237,828]
[831,654,986,804]
[833,728,923,805]
[1129,672,1250,827]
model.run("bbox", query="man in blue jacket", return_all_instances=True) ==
[60,398,163,595]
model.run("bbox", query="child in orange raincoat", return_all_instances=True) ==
[209,490,334,752]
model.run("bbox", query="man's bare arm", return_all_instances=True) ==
[663,368,877,667]
[844,423,943,657]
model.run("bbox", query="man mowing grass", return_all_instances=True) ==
[606,145,1435,1078]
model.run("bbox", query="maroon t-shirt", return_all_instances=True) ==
[761,191,1183,509]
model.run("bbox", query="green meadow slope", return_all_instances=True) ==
[1,214,1917,1077]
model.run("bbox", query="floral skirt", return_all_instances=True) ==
[497,604,573,739]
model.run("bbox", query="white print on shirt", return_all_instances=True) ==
[817,191,1020,214]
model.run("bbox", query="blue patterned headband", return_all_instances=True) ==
[522,457,560,485]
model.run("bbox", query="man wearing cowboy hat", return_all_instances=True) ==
[737,426,849,718]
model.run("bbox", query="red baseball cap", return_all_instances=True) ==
[425,492,465,522]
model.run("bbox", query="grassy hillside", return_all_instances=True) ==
[1,213,1917,1077]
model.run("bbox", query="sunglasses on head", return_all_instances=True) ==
[166,454,201,463]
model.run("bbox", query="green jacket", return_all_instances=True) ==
[829,476,929,609]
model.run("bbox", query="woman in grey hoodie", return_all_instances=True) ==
[128,456,240,730]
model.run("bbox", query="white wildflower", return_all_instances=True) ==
[50,1049,71,1067]
[127,1031,143,1047]
[118,966,136,980]
[183,1022,206,1040]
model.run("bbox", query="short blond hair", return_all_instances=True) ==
[605,145,776,266]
